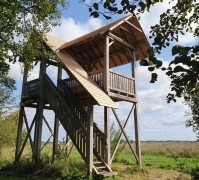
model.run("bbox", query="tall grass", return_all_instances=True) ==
[119,141,199,158]
[0,141,198,179]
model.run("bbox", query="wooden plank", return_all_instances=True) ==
[15,65,28,163]
[104,107,110,166]
[111,108,140,163]
[108,32,135,50]
[110,105,134,163]
[108,92,137,103]
[131,50,142,167]
[124,20,142,33]
[104,35,110,93]
[33,58,46,164]
[52,62,62,162]
[86,103,93,175]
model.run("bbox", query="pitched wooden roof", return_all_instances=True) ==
[43,33,118,108]
[58,14,150,74]
[43,34,65,51]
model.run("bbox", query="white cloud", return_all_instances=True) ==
[8,62,23,82]
[50,17,104,42]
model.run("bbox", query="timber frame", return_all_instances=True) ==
[15,14,150,177]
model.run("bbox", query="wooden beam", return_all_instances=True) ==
[33,58,46,164]
[120,26,135,37]
[110,105,134,163]
[47,60,58,67]
[103,35,110,92]
[15,112,37,162]
[24,104,52,110]
[15,65,28,163]
[86,103,93,175]
[108,32,135,50]
[124,20,142,33]
[111,108,140,164]
[108,92,137,103]
[53,62,62,162]
[24,111,34,154]
[131,50,142,167]
[104,107,110,166]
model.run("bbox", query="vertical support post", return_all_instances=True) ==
[33,58,46,164]
[131,50,142,167]
[103,35,110,92]
[52,62,62,162]
[104,107,110,166]
[103,35,111,166]
[86,103,93,175]
[15,65,28,163]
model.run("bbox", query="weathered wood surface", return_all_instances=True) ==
[57,51,117,108]
[63,70,135,99]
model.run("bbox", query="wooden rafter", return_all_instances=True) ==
[124,20,142,33]
[108,32,135,50]
[125,23,146,58]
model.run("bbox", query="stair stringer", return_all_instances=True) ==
[43,74,87,162]
[43,74,115,176]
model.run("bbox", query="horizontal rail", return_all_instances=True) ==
[109,71,134,95]
[64,70,134,96]
[23,78,40,98]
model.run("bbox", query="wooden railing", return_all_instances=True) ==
[44,76,107,163]
[109,71,134,95]
[59,79,108,162]
[43,74,87,160]
[58,80,87,127]
[23,78,40,99]
[91,72,103,88]
[63,78,84,95]
[93,123,107,160]
[63,70,134,96]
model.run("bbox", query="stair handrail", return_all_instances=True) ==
[59,79,108,161]
[43,74,87,160]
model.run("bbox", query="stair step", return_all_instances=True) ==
[96,166,106,169]
[93,161,102,164]
[98,171,118,177]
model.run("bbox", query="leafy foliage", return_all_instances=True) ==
[83,0,199,102]
[0,68,16,118]
[0,111,23,155]
[0,0,67,117]
[0,0,67,79]
[185,93,199,138]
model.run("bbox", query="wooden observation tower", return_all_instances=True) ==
[15,15,150,177]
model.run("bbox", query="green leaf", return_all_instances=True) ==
[91,11,99,18]
[148,66,155,71]
[140,59,149,66]
[89,8,92,12]
[173,65,185,72]
[118,10,123,14]
[93,3,98,10]
[156,60,163,68]
[150,73,158,83]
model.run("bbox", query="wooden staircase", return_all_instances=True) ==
[43,74,117,177]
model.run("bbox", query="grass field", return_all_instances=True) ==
[0,141,199,179]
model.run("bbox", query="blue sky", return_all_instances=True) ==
[9,1,198,141]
